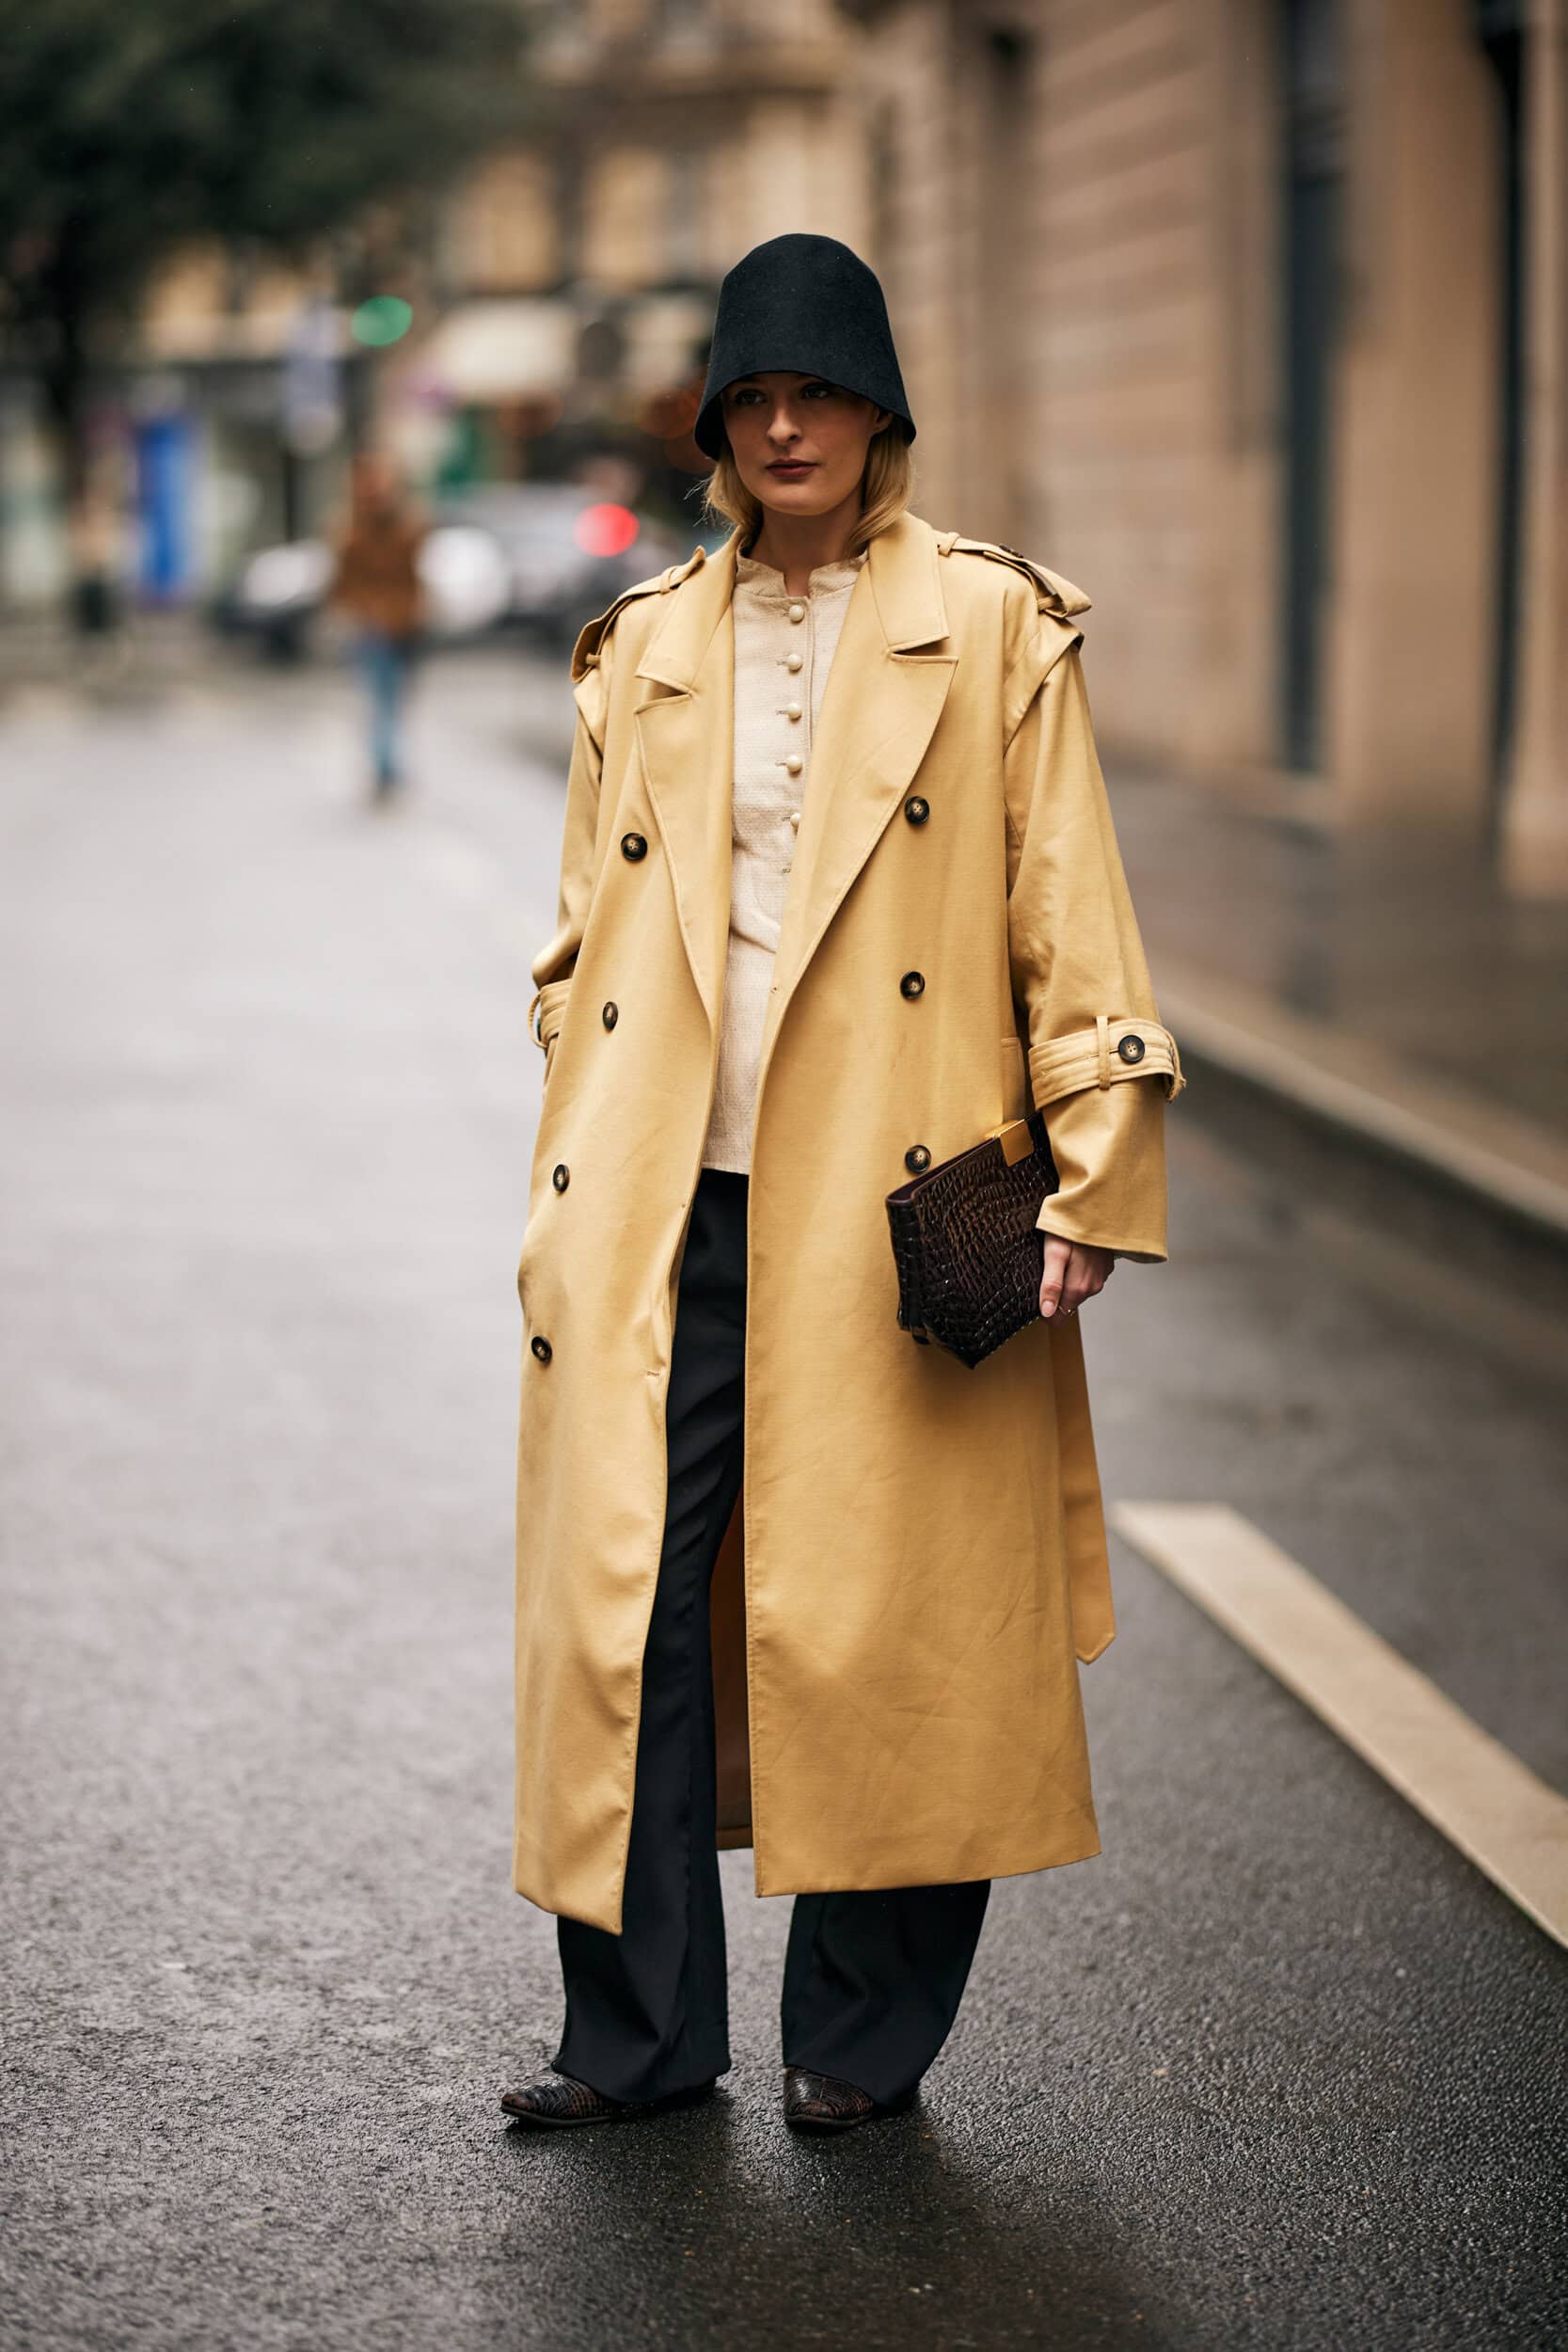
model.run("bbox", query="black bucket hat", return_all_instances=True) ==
[694,234,915,461]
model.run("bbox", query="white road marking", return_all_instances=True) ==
[1112,1502,1568,1948]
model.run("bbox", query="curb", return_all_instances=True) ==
[1156,961,1568,1249]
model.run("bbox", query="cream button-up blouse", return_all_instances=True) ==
[701,546,867,1174]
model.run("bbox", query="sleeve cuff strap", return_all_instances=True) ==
[1028,1016,1185,1105]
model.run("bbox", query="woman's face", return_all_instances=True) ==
[719,372,892,517]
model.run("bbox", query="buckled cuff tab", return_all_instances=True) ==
[1029,1018,1185,1107]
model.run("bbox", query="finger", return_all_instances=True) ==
[1054,1248,1087,1316]
[1038,1236,1070,1318]
[1071,1248,1114,1309]
[1063,1250,1108,1316]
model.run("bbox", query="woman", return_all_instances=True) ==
[328,454,425,801]
[502,236,1182,2135]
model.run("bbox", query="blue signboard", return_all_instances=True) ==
[135,412,192,599]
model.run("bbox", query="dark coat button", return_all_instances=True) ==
[531,1335,552,1363]
[602,1000,618,1029]
[904,1144,931,1173]
[904,796,930,825]
[1117,1033,1146,1064]
[620,832,647,861]
[552,1164,570,1192]
[899,969,926,998]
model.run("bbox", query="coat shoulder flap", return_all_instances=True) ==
[569,546,708,682]
[937,532,1091,623]
[939,534,1089,732]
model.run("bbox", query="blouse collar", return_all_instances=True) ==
[734,546,868,599]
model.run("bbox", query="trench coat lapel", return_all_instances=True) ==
[633,535,739,1030]
[632,516,956,1045]
[762,515,957,1067]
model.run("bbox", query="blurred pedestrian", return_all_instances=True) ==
[66,484,130,684]
[328,454,425,803]
[503,236,1184,2137]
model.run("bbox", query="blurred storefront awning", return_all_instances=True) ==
[419,300,577,402]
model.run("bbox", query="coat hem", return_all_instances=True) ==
[750,1811,1102,1900]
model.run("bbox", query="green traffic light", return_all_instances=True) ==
[351,296,414,348]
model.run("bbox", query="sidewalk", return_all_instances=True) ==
[1110,768,1568,1243]
[0,607,215,693]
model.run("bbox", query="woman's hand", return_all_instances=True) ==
[1039,1234,1115,1322]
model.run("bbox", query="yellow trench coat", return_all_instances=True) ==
[515,511,1182,1933]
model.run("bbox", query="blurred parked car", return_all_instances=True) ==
[432,485,690,648]
[213,522,511,661]
[213,485,694,661]
[212,539,336,661]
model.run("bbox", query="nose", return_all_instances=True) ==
[767,401,801,445]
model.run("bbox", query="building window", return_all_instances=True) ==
[1279,0,1346,772]
[667,148,706,282]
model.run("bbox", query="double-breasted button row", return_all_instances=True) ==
[602,1000,618,1029]
[621,832,647,861]
[531,1148,575,1367]
[900,969,926,999]
[904,1144,931,1173]
[904,795,929,825]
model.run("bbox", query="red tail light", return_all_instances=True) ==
[574,503,640,558]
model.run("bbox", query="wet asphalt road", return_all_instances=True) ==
[1,650,1564,2352]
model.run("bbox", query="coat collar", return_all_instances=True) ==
[633,510,951,691]
[632,513,957,1040]
[862,509,952,651]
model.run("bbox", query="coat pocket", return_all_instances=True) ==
[531,977,574,1085]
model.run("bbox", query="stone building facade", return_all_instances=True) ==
[841,0,1568,894]
[436,0,868,433]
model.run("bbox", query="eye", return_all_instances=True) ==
[800,381,837,400]
[728,385,764,406]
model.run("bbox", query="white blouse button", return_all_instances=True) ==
[784,754,803,776]
[787,810,801,829]
[785,702,802,721]
[787,601,806,623]
[785,652,803,673]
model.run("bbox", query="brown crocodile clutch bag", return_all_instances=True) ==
[885,1112,1059,1370]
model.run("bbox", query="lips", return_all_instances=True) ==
[768,460,815,476]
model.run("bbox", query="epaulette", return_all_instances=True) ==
[935,532,1091,620]
[570,545,708,681]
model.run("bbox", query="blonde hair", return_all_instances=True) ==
[700,419,915,551]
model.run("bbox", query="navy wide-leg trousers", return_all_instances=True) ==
[553,1167,990,2108]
